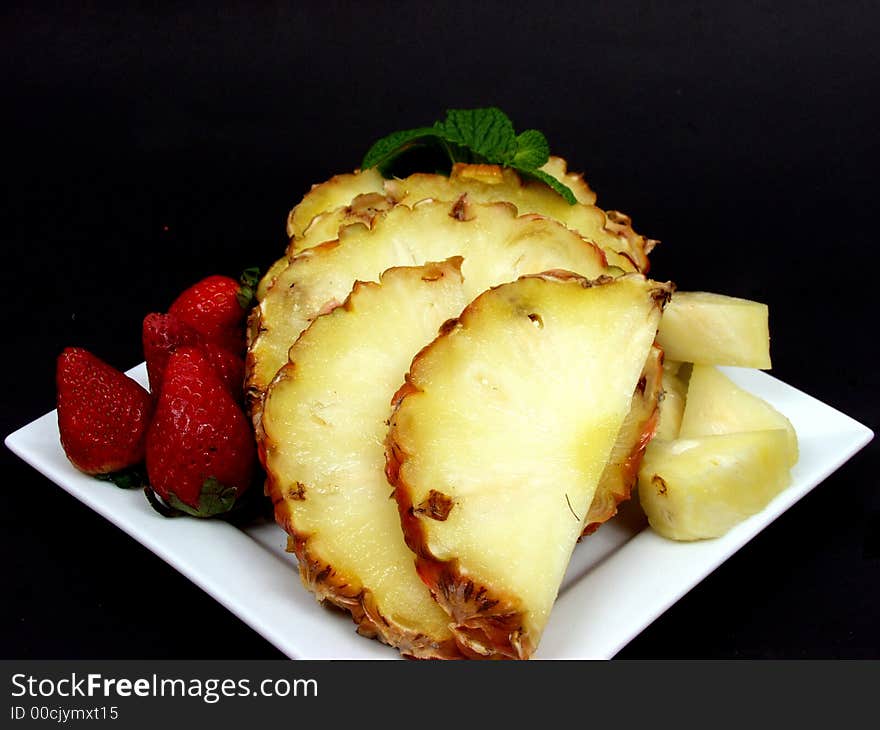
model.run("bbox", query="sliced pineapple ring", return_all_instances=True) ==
[656,291,771,369]
[247,199,610,418]
[261,259,469,659]
[386,273,671,659]
[638,430,793,540]
[680,365,798,466]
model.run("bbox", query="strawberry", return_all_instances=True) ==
[145,346,255,516]
[142,312,244,397]
[168,271,257,353]
[200,341,245,396]
[56,347,153,475]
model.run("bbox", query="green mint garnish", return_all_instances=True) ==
[361,107,577,205]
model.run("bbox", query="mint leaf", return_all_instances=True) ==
[360,107,578,204]
[433,107,517,164]
[361,126,439,172]
[512,129,550,169]
[522,169,578,205]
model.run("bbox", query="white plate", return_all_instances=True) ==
[5,364,873,659]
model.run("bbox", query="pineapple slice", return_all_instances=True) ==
[256,256,290,301]
[257,194,395,301]
[247,199,610,417]
[584,345,663,535]
[638,430,793,540]
[656,291,771,368]
[385,163,651,272]
[386,273,671,659]
[281,157,652,273]
[286,167,386,239]
[286,192,394,258]
[261,260,469,659]
[680,365,798,466]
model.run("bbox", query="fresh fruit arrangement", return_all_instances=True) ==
[55,107,799,659]
[57,270,260,518]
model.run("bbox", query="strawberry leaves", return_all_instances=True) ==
[236,267,261,309]
[166,477,239,518]
[361,107,577,204]
[144,477,240,518]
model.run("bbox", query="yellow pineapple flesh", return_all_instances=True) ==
[247,199,610,418]
[584,345,664,535]
[638,430,793,540]
[386,274,670,658]
[286,167,386,239]
[679,365,798,466]
[260,260,469,658]
[656,291,771,368]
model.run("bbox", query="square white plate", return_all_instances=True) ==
[5,363,873,659]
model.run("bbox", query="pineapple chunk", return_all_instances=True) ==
[247,199,610,417]
[386,273,670,659]
[654,362,690,441]
[656,291,771,368]
[638,430,793,540]
[680,365,798,466]
[261,260,468,658]
[584,345,663,535]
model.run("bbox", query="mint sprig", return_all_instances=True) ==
[361,107,577,204]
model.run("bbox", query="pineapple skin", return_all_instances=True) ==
[259,261,468,660]
[386,273,672,659]
[583,344,664,535]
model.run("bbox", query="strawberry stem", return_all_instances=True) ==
[237,267,261,309]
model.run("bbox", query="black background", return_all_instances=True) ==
[2,2,877,659]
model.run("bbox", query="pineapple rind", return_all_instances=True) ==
[386,273,670,659]
[583,345,663,535]
[286,167,386,239]
[261,260,469,659]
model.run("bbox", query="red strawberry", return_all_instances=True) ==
[142,312,201,395]
[168,274,254,353]
[56,348,153,475]
[145,346,255,516]
[142,312,244,397]
[200,341,245,396]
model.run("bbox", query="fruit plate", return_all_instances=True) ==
[5,363,873,659]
